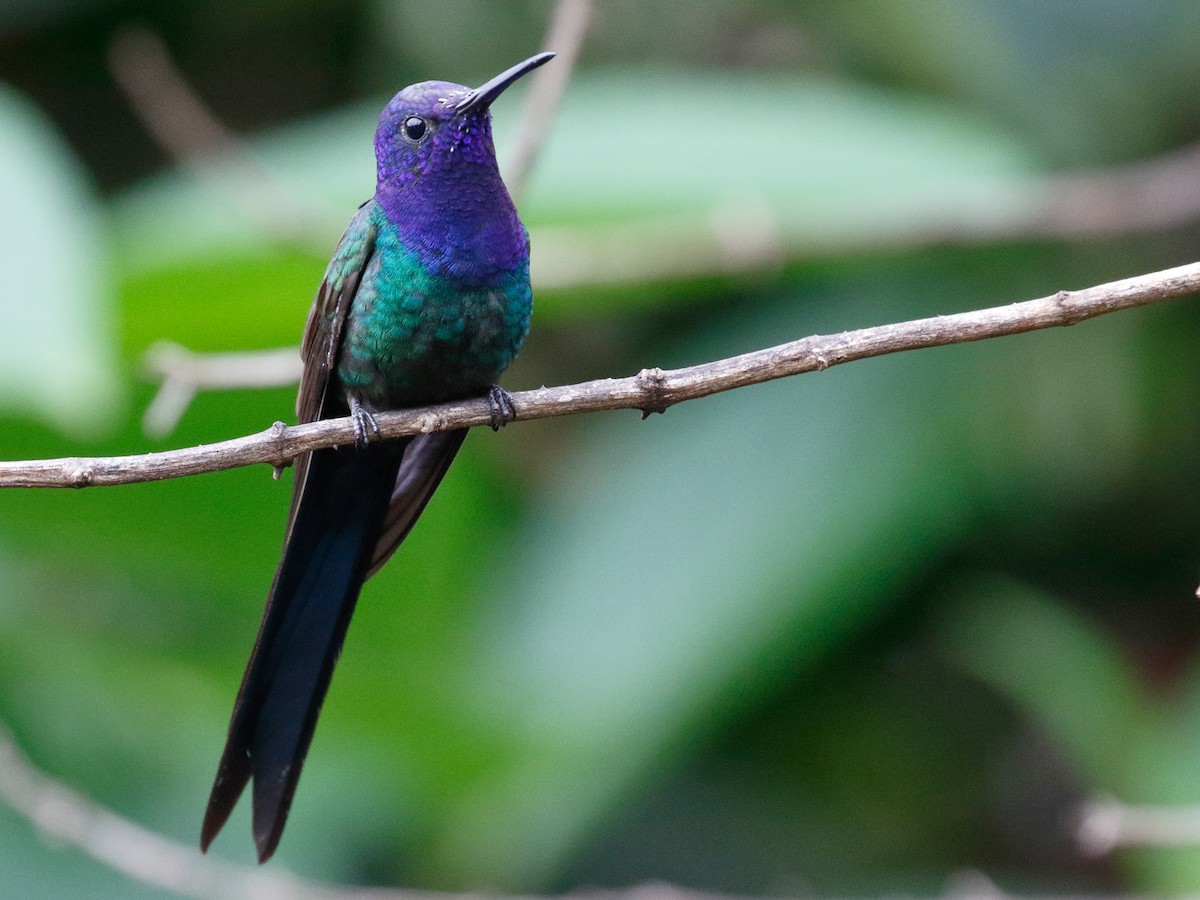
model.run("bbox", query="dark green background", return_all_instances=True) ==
[2,0,1200,895]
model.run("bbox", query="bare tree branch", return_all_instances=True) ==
[0,723,336,900]
[506,0,593,199]
[1036,140,1200,238]
[107,27,239,162]
[5,259,1199,489]
[0,713,748,900]
[140,342,303,437]
[1078,795,1200,856]
[107,26,336,253]
[524,135,1200,292]
[138,135,1200,434]
[0,720,1176,900]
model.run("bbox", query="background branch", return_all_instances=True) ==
[140,342,303,437]
[506,0,593,200]
[5,259,1199,489]
[1078,796,1200,855]
[0,720,1175,900]
[132,128,1200,435]
[107,25,335,253]
[133,128,1200,435]
[528,134,1200,292]
[0,723,326,900]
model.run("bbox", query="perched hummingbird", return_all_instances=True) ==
[200,52,555,863]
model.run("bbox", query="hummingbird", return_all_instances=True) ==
[200,51,555,863]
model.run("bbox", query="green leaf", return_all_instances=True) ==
[937,578,1156,787]
[523,71,1036,226]
[808,0,1200,164]
[0,84,119,436]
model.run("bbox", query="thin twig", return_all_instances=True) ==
[1037,141,1200,237]
[6,259,1200,489]
[136,134,1200,434]
[506,0,593,199]
[1079,795,1200,856]
[141,343,303,437]
[107,27,238,161]
[109,20,1200,283]
[0,721,1179,900]
[0,724,333,900]
[524,135,1200,292]
[107,25,335,252]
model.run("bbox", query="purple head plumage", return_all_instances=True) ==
[372,52,554,281]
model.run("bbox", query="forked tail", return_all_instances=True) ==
[200,440,406,862]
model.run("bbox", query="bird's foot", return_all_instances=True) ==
[349,397,381,447]
[485,384,516,431]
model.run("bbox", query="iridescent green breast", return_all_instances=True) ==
[336,211,532,409]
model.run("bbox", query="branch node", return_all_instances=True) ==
[636,367,671,418]
[68,464,94,488]
[267,421,294,477]
[1051,288,1090,325]
[3,259,1199,490]
[416,411,450,434]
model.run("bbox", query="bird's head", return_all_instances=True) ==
[372,52,553,281]
[374,52,554,195]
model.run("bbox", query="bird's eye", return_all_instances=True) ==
[401,116,428,142]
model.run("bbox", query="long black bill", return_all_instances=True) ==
[456,51,556,114]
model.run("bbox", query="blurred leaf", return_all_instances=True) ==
[410,277,987,887]
[109,70,1038,307]
[810,0,1200,164]
[0,84,120,436]
[120,251,325,356]
[938,577,1200,891]
[525,71,1034,226]
[937,578,1156,787]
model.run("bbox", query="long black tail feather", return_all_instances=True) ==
[201,440,407,862]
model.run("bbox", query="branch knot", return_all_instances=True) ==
[267,421,294,478]
[68,464,94,488]
[416,411,451,434]
[1052,288,1090,325]
[636,367,670,418]
[3,259,1198,489]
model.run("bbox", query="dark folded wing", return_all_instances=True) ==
[367,428,468,577]
[287,200,379,536]
[288,197,466,579]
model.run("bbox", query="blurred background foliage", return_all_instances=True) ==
[1,0,1200,896]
